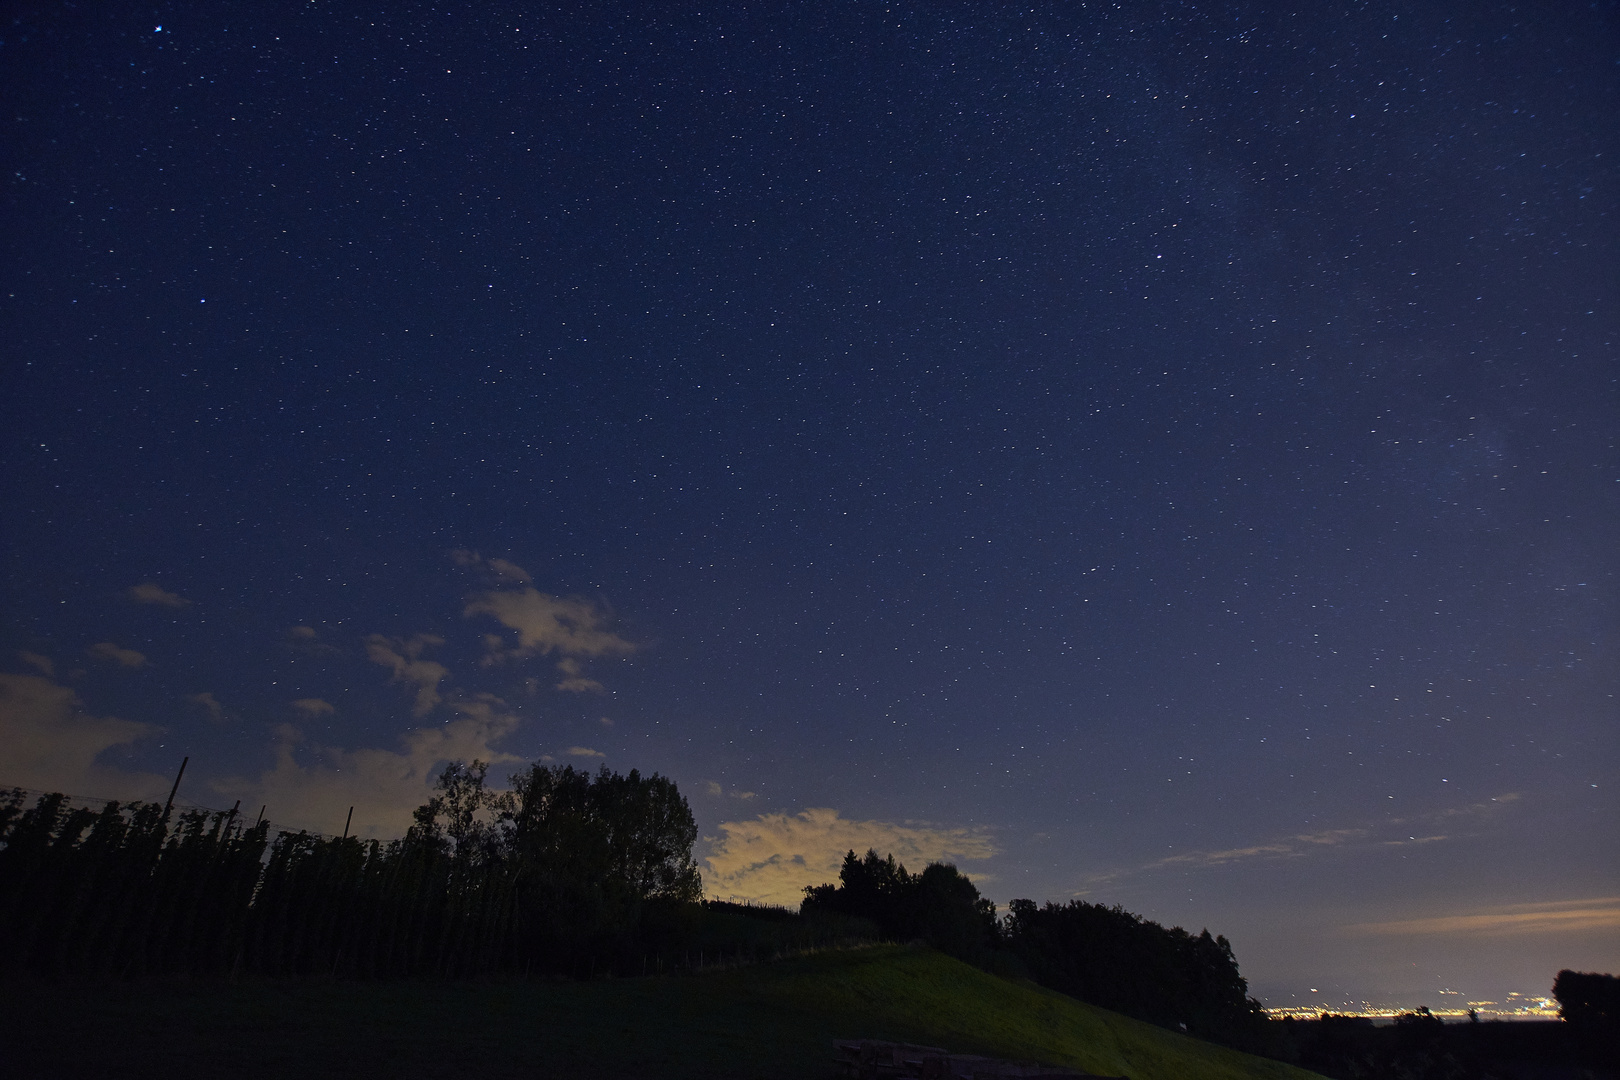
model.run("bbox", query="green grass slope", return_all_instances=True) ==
[2,944,1326,1080]
[745,945,1323,1080]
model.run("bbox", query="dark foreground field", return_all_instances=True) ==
[1,944,1325,1080]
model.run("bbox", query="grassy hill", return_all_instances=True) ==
[1,944,1326,1080]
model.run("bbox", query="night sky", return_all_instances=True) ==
[3,1,1615,1016]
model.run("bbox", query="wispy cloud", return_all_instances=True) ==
[565,746,605,758]
[187,691,230,724]
[89,642,148,669]
[1388,792,1522,827]
[128,582,191,608]
[703,808,997,906]
[554,657,605,694]
[1077,795,1524,890]
[18,651,54,677]
[487,558,532,584]
[285,625,342,657]
[1347,898,1620,937]
[292,697,335,717]
[213,695,522,838]
[450,549,533,584]
[0,673,169,800]
[704,780,756,800]
[466,589,634,662]
[452,552,634,696]
[1093,828,1369,882]
[365,634,449,717]
[463,574,635,697]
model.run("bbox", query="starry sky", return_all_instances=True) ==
[2,1,1615,1015]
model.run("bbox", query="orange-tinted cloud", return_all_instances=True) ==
[0,673,168,800]
[1347,898,1620,937]
[703,808,997,906]
[212,695,522,839]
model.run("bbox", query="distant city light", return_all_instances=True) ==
[1266,996,1560,1021]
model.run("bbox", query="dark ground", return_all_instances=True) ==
[1279,1016,1614,1080]
[0,946,1322,1080]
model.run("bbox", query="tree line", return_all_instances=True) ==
[802,849,1618,1070]
[1278,983,1617,1080]
[12,758,1601,1074]
[803,847,1267,1051]
[0,761,870,979]
[0,760,1263,1047]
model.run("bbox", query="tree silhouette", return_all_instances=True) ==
[1554,970,1618,1068]
[0,760,710,979]
[1001,898,1264,1047]
[802,848,995,961]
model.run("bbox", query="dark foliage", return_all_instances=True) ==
[800,850,1269,1050]
[801,848,999,963]
[0,790,270,977]
[0,764,867,980]
[999,898,1269,1051]
[1279,1012,1603,1080]
[1284,1011,1469,1080]
[1554,970,1619,1068]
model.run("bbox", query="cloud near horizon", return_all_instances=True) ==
[702,808,997,906]
[212,695,523,838]
[1078,795,1527,891]
[0,673,170,800]
[1346,897,1620,937]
